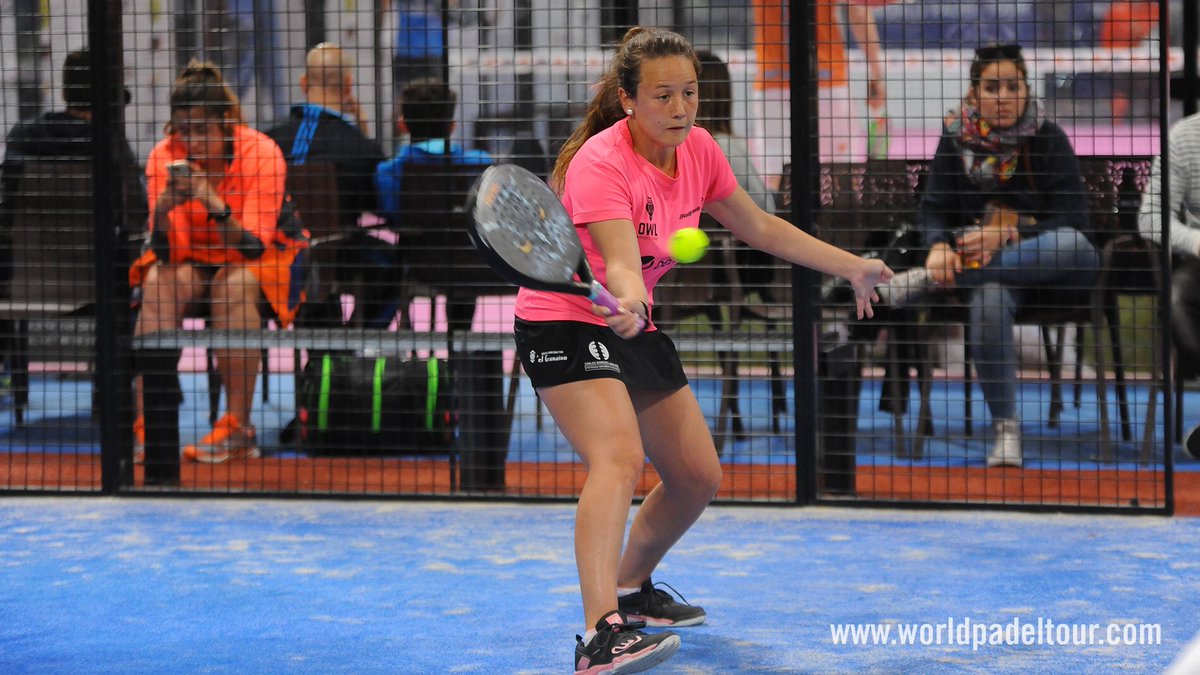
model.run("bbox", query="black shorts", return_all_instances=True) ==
[514,319,689,391]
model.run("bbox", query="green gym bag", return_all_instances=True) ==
[298,352,454,455]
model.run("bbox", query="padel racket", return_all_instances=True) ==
[467,163,644,331]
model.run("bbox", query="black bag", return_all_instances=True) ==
[298,351,455,455]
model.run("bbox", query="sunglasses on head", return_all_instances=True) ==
[974,43,1024,62]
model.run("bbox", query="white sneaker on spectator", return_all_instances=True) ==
[987,419,1022,468]
[876,267,933,307]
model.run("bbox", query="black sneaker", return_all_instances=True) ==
[574,610,680,674]
[617,578,706,627]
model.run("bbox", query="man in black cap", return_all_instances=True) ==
[0,49,148,265]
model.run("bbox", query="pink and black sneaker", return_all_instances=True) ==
[574,610,680,674]
[617,578,706,628]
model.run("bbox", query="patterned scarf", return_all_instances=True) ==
[944,97,1043,191]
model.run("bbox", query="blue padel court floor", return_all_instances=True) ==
[0,497,1196,674]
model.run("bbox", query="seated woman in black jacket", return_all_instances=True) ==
[891,43,1099,468]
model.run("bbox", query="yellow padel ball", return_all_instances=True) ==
[669,227,709,264]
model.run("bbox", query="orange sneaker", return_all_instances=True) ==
[182,414,259,464]
[133,415,145,464]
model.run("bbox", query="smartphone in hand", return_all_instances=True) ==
[167,160,192,179]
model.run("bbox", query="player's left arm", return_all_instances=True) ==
[707,186,892,318]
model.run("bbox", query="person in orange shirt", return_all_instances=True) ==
[133,61,305,464]
[752,0,888,185]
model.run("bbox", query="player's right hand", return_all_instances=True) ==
[592,298,644,340]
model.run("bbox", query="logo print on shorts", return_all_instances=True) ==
[529,349,537,363]
[588,341,610,361]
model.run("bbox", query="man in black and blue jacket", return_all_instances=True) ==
[267,43,390,327]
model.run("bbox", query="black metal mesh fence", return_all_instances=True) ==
[0,0,1182,511]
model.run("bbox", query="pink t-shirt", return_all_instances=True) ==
[514,119,738,327]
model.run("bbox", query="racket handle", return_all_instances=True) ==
[589,281,646,332]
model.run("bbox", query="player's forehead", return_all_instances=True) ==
[637,56,697,91]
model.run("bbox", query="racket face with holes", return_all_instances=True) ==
[466,163,597,297]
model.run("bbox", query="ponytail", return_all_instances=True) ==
[550,71,624,192]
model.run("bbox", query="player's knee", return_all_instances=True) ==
[693,463,723,503]
[667,460,722,504]
[590,450,647,489]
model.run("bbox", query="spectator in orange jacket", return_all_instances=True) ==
[132,61,305,464]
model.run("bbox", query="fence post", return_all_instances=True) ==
[791,0,820,505]
[89,0,136,493]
